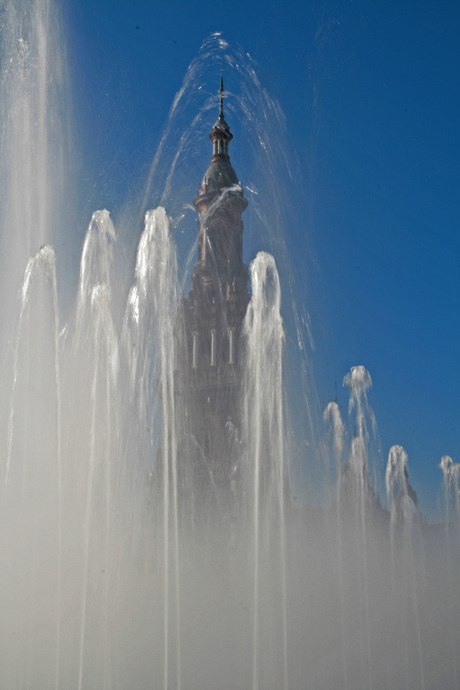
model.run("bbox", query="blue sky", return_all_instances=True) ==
[63,0,460,519]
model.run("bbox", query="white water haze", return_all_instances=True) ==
[0,2,458,689]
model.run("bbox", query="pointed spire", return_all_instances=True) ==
[195,68,246,209]
[219,66,224,121]
[210,66,232,151]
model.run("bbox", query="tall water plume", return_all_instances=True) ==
[386,445,426,689]
[123,207,181,690]
[243,251,287,690]
[0,244,61,689]
[0,0,69,338]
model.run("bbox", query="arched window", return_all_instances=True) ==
[210,329,217,367]
[228,328,235,364]
[192,331,199,368]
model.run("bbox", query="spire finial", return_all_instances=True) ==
[219,66,224,120]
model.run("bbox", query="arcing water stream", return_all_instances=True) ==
[0,2,458,689]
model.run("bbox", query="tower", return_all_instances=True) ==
[175,75,249,517]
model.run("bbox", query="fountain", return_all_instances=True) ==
[0,2,459,689]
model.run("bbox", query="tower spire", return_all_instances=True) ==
[193,71,247,268]
[219,66,224,121]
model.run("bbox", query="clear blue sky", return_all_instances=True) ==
[62,0,460,519]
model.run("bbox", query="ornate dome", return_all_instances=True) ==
[199,157,240,194]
